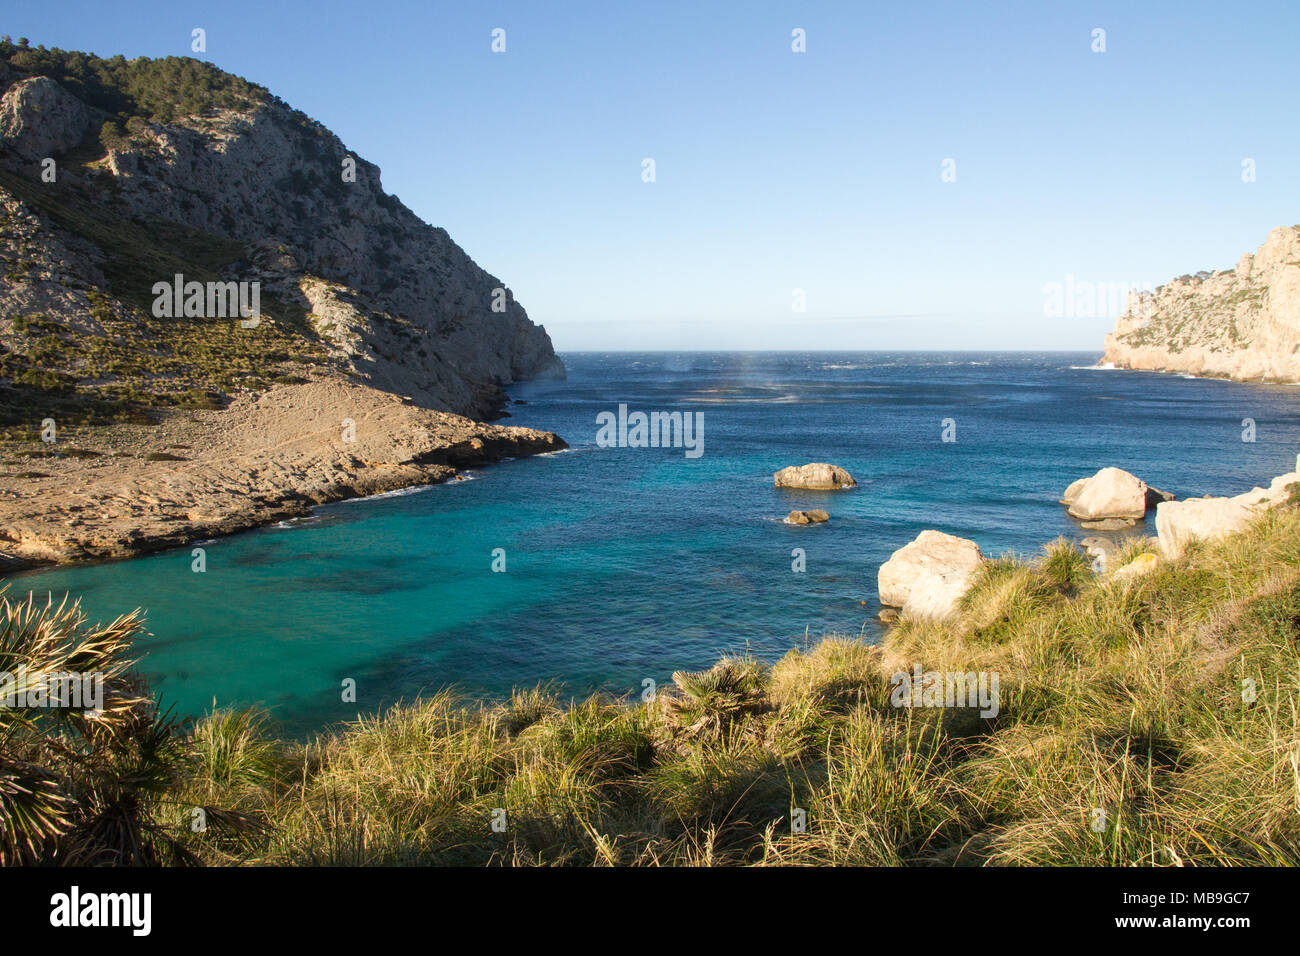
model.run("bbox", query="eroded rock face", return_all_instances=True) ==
[878,530,983,620]
[774,463,856,490]
[1103,225,1300,383]
[101,102,566,415]
[0,76,92,161]
[0,69,563,420]
[1067,467,1149,521]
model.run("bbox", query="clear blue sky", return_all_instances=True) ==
[8,1,1299,350]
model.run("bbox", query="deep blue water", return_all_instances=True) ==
[10,351,1300,736]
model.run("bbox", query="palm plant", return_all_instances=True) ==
[662,657,771,743]
[0,591,250,865]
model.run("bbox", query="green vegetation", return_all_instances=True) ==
[5,504,1300,866]
[0,41,367,445]
[0,598,260,864]
[0,38,269,126]
[0,164,329,436]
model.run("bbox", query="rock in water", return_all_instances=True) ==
[1080,517,1136,530]
[1067,467,1149,521]
[877,530,983,620]
[787,509,829,524]
[1061,477,1090,505]
[774,463,856,490]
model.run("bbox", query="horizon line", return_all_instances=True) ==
[550,347,1107,354]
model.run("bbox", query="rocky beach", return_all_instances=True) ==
[0,376,564,568]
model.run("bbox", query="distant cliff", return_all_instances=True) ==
[0,42,563,427]
[1103,225,1300,382]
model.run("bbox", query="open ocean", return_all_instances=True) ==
[10,351,1300,737]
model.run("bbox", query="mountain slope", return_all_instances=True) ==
[0,41,563,428]
[0,42,566,569]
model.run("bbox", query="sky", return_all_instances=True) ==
[6,1,1299,350]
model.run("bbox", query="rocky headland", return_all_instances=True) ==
[0,44,566,569]
[1103,224,1300,382]
[0,379,564,566]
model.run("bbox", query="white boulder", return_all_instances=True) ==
[878,530,983,620]
[1061,477,1090,505]
[1067,467,1149,521]
[774,462,856,490]
[1156,454,1300,558]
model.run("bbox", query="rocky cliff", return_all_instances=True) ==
[0,43,566,569]
[0,43,563,426]
[1103,225,1300,382]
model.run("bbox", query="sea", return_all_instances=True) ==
[9,351,1300,737]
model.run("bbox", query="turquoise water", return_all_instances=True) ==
[9,351,1300,737]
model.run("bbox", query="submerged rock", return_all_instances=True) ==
[877,530,983,620]
[1080,517,1136,530]
[774,463,856,490]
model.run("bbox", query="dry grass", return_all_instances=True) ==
[8,508,1300,866]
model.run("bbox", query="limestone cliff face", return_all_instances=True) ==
[0,75,92,159]
[1103,226,1300,382]
[0,52,563,420]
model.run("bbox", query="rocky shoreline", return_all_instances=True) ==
[0,376,565,571]
[875,457,1300,621]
